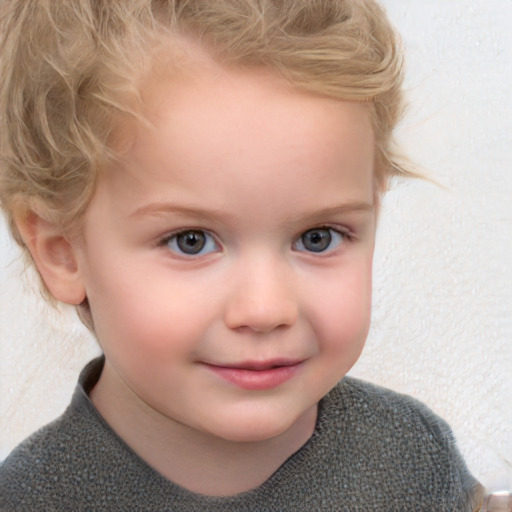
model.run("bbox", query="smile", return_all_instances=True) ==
[203,360,304,391]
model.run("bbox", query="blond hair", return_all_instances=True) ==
[0,0,409,256]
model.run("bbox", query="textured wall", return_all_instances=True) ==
[1,0,511,491]
[350,0,512,489]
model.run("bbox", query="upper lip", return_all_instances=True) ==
[204,359,304,371]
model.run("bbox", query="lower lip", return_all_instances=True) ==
[205,363,302,391]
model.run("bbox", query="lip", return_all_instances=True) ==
[203,359,304,391]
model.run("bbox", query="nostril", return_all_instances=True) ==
[223,269,298,332]
[224,302,298,333]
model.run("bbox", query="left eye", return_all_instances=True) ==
[163,230,218,256]
[294,227,345,253]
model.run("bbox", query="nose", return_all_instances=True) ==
[223,256,298,334]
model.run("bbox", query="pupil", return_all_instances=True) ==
[177,231,206,254]
[303,229,331,252]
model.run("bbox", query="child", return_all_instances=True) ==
[0,0,484,509]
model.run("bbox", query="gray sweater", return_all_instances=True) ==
[0,358,482,511]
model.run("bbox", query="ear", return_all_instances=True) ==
[15,211,86,305]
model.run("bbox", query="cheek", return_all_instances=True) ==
[308,258,373,349]
[86,264,216,356]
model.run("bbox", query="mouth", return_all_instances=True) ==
[202,359,304,391]
[216,359,303,371]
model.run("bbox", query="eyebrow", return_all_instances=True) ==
[306,202,375,216]
[130,202,236,223]
[130,201,374,222]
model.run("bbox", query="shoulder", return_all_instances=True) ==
[328,376,463,460]
[329,376,454,440]
[0,365,178,510]
[318,377,483,510]
[0,359,132,509]
[0,398,91,510]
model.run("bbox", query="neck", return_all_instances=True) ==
[90,363,317,497]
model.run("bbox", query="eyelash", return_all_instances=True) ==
[157,225,354,258]
[157,229,219,257]
[293,226,353,254]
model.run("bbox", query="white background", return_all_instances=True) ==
[1,0,511,491]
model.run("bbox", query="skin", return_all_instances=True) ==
[23,64,378,496]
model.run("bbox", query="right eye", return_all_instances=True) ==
[161,230,218,256]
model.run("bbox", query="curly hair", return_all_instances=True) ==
[0,0,410,254]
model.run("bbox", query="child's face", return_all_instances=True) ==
[73,67,377,443]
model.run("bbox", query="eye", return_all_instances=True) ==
[294,227,346,253]
[163,230,218,256]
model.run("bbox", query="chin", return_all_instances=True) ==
[221,430,289,444]
[204,407,312,444]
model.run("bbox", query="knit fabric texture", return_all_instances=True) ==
[0,358,482,511]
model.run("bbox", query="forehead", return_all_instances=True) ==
[101,66,376,218]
